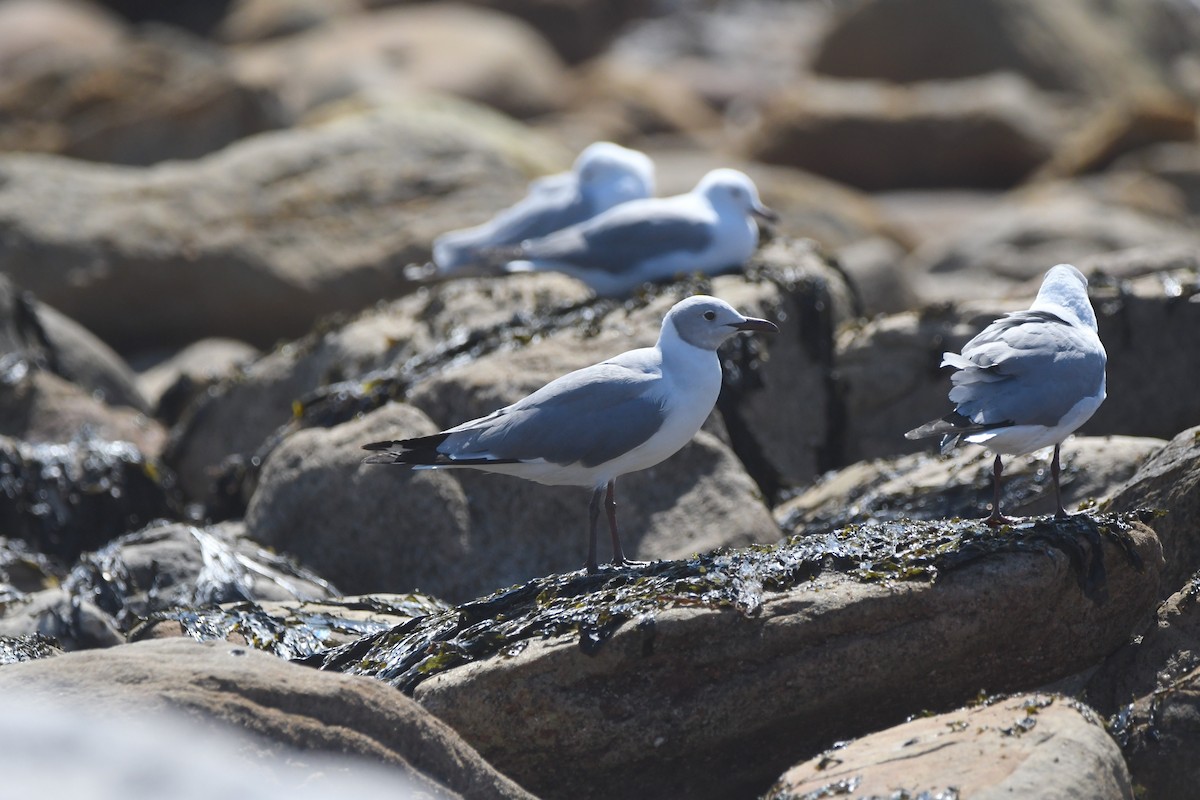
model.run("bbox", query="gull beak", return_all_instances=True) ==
[732,316,779,334]
[751,201,779,223]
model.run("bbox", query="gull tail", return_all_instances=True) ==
[362,434,521,467]
[904,412,1012,455]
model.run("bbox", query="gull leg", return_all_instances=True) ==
[586,486,604,574]
[1052,443,1068,520]
[605,480,646,569]
[986,454,1014,526]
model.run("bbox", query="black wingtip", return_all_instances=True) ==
[362,440,400,452]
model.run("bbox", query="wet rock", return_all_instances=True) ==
[766,694,1131,800]
[234,5,568,122]
[135,337,261,422]
[0,103,564,352]
[244,393,777,601]
[838,258,1200,465]
[810,0,1179,99]
[0,637,537,800]
[312,513,1159,800]
[0,25,279,165]
[777,435,1165,535]
[0,521,335,649]
[1114,663,1200,800]
[0,436,179,563]
[1106,425,1200,597]
[132,592,448,656]
[0,633,62,664]
[0,370,165,456]
[743,74,1068,190]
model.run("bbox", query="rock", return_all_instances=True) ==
[218,0,363,43]
[0,0,124,75]
[905,182,1200,304]
[367,0,646,65]
[35,303,149,413]
[0,25,280,165]
[244,393,777,601]
[743,74,1068,190]
[0,637,537,800]
[135,337,261,422]
[1116,141,1200,217]
[0,697,435,799]
[0,436,179,563]
[810,0,1176,99]
[89,0,235,37]
[777,435,1165,534]
[233,4,569,121]
[837,257,1200,465]
[313,514,1159,800]
[766,694,1131,800]
[1106,425,1200,598]
[0,633,62,664]
[0,586,123,650]
[1115,664,1200,800]
[832,235,917,317]
[0,370,165,456]
[0,103,566,352]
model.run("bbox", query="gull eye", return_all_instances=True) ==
[703,310,716,321]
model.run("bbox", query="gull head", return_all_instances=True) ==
[662,295,779,351]
[574,142,656,205]
[1033,263,1098,331]
[695,169,778,222]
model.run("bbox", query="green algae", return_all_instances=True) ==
[306,512,1145,694]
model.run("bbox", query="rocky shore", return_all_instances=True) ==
[1,0,1199,798]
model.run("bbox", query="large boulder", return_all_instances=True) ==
[232,4,569,122]
[244,392,779,601]
[743,74,1068,190]
[0,638,536,800]
[308,515,1160,800]
[0,102,566,352]
[0,25,279,165]
[767,694,1132,800]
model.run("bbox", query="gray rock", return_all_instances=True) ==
[1114,662,1200,800]
[0,638,537,800]
[381,516,1161,800]
[743,74,1069,190]
[810,0,1180,98]
[218,0,362,43]
[35,303,149,413]
[135,337,261,421]
[0,25,280,165]
[0,0,124,75]
[1106,425,1200,597]
[767,694,1132,800]
[245,394,778,601]
[778,435,1165,534]
[233,4,569,121]
[0,102,567,352]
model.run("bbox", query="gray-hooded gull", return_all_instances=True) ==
[429,141,655,276]
[905,264,1107,525]
[363,295,778,573]
[487,168,777,296]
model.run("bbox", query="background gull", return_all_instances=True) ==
[362,295,778,573]
[904,264,1107,525]
[485,168,777,297]
[427,141,655,277]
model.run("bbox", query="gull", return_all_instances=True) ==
[362,295,778,573]
[428,141,655,276]
[485,168,778,297]
[904,264,1107,525]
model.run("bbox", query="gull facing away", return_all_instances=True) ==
[905,264,1107,525]
[486,168,778,297]
[429,141,656,276]
[362,296,779,573]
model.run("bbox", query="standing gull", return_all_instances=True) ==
[905,264,1107,524]
[363,295,778,573]
[487,168,777,297]
[430,141,655,276]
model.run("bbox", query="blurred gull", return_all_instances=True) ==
[486,168,777,297]
[429,141,655,276]
[363,295,778,573]
[905,264,1107,525]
